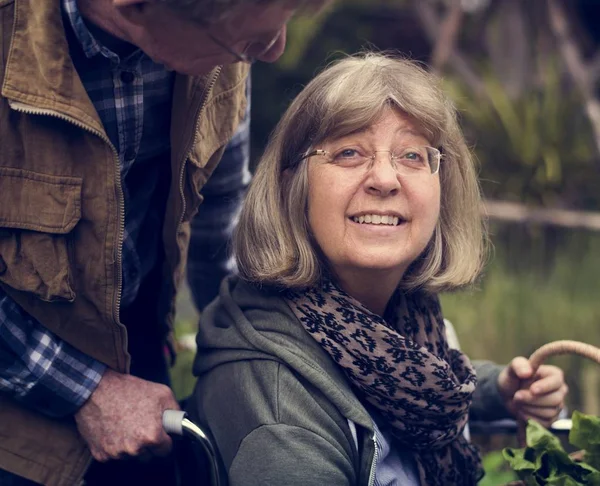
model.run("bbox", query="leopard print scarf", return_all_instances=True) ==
[284,279,483,486]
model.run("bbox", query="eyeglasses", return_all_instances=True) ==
[207,30,282,64]
[298,146,442,175]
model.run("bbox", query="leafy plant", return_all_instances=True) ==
[444,62,598,209]
[479,450,518,485]
[503,412,600,485]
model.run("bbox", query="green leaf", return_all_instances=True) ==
[502,420,600,485]
[583,469,600,486]
[503,447,537,474]
[527,420,563,453]
[545,475,582,486]
[480,451,518,485]
[570,412,600,456]
[586,453,600,473]
[538,449,582,483]
[483,450,508,472]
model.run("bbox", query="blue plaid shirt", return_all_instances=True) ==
[0,0,250,417]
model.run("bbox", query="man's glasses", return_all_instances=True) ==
[298,146,442,176]
[207,30,282,64]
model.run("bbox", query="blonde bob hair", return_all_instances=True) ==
[234,53,487,292]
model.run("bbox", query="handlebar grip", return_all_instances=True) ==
[162,409,187,436]
[162,409,223,486]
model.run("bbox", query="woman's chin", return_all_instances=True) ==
[340,256,412,277]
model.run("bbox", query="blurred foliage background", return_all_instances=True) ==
[174,0,600,483]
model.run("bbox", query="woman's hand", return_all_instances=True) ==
[497,357,568,428]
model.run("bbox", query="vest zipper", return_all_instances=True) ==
[176,66,222,228]
[367,430,378,486]
[8,100,123,484]
[7,100,126,360]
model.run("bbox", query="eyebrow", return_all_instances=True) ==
[337,126,427,141]
[395,127,426,138]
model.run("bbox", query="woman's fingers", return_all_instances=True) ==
[515,383,568,407]
[500,361,569,424]
[513,365,565,402]
[512,380,567,427]
[508,357,534,381]
[516,404,564,427]
[510,365,567,427]
[529,365,565,395]
[519,404,564,420]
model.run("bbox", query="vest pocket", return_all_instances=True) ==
[0,168,82,302]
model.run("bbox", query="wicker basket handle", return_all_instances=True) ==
[517,340,600,447]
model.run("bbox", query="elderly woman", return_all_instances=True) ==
[188,54,567,486]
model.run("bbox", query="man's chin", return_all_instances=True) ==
[158,57,238,76]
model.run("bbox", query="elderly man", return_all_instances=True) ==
[0,0,325,484]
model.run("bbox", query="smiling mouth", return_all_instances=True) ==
[350,214,405,226]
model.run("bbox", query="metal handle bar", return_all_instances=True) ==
[163,410,222,486]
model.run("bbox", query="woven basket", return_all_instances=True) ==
[503,340,600,486]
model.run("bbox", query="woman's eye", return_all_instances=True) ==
[338,149,359,158]
[331,148,363,164]
[404,151,421,160]
[399,149,426,164]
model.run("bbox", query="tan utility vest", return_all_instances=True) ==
[0,1,249,484]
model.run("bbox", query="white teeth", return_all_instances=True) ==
[351,214,402,226]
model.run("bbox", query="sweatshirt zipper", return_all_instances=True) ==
[176,66,222,228]
[8,101,125,352]
[367,430,378,486]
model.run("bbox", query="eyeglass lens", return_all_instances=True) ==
[325,147,440,175]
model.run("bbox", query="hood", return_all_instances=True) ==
[193,275,373,431]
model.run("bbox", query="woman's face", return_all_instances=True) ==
[306,108,441,284]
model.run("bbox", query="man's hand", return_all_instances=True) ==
[497,357,568,428]
[74,369,180,462]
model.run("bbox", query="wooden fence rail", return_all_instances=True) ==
[484,200,600,232]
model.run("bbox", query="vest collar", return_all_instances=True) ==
[2,0,105,133]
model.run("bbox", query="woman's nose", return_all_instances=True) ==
[365,152,401,196]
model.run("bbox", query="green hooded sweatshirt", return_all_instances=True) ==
[188,276,507,486]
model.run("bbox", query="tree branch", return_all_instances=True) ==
[412,0,486,96]
[547,0,600,160]
[430,0,464,73]
[588,51,600,84]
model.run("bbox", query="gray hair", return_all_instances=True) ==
[234,53,488,292]
[157,0,326,23]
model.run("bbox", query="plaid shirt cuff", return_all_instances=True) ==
[22,332,106,417]
[0,289,106,417]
